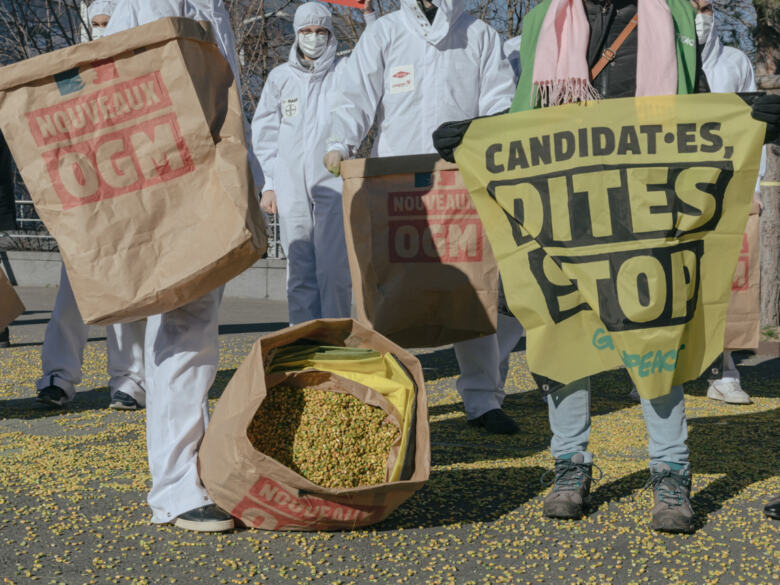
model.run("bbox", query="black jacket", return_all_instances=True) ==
[583,0,709,99]
[0,131,15,231]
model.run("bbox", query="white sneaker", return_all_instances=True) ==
[706,379,751,404]
[628,386,641,402]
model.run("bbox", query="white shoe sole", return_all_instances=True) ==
[108,402,138,411]
[706,387,751,404]
[174,517,235,532]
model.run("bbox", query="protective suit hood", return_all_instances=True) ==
[699,10,723,80]
[88,0,119,21]
[400,0,465,46]
[289,2,337,75]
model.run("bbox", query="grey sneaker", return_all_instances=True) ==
[542,453,598,519]
[109,390,140,411]
[647,462,694,533]
[36,385,69,408]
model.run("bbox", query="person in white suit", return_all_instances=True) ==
[105,0,248,532]
[323,0,525,434]
[36,0,146,412]
[252,1,375,325]
[693,0,766,405]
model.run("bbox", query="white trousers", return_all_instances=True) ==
[454,314,526,420]
[37,265,146,404]
[280,188,351,325]
[144,287,223,523]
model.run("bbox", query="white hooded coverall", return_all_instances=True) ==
[327,0,525,420]
[503,34,522,83]
[252,3,374,325]
[105,0,240,523]
[37,0,146,408]
[699,15,766,382]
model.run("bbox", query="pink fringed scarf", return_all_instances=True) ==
[532,0,678,107]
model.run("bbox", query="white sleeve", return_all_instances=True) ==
[363,11,377,27]
[478,28,516,116]
[326,28,385,156]
[251,73,282,193]
[739,56,765,194]
[104,0,139,34]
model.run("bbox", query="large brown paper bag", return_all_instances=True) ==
[341,155,498,348]
[724,202,761,350]
[199,319,430,531]
[0,18,267,325]
[0,269,24,331]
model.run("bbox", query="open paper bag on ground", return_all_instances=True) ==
[340,155,498,348]
[724,201,761,350]
[0,269,24,331]
[0,18,266,325]
[199,319,430,531]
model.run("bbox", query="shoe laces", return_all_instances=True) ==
[645,468,689,507]
[541,459,601,492]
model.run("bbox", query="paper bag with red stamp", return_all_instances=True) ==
[340,155,499,348]
[724,201,761,350]
[0,18,266,325]
[0,269,24,331]
[199,319,430,531]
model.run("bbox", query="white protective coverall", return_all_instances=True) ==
[88,0,119,22]
[700,16,766,383]
[105,0,239,523]
[38,0,145,408]
[503,34,522,82]
[327,0,525,420]
[252,3,375,324]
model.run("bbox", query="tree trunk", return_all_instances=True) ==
[754,2,780,327]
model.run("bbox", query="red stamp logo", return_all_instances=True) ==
[231,477,384,530]
[732,232,750,292]
[387,186,483,263]
[42,112,194,209]
[27,71,172,147]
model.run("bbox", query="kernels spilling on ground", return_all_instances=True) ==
[247,385,399,489]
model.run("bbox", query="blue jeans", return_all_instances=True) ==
[547,378,689,468]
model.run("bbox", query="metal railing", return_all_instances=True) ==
[4,173,285,259]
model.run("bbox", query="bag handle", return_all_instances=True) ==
[590,14,638,81]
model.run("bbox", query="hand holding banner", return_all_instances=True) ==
[455,94,765,399]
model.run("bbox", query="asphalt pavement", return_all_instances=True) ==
[0,287,778,585]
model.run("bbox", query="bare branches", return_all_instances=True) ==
[0,0,86,65]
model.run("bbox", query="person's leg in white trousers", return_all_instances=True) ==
[38,265,146,405]
[454,314,526,420]
[37,265,89,401]
[143,287,223,524]
[107,320,147,406]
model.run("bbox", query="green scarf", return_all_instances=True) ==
[510,0,698,113]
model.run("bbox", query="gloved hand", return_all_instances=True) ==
[751,93,780,144]
[432,119,473,163]
[323,150,344,177]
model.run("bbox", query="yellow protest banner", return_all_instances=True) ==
[456,94,765,399]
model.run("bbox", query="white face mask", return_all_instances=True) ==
[298,32,328,59]
[91,26,107,40]
[695,13,714,44]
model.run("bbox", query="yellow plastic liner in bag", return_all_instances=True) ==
[267,345,415,482]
